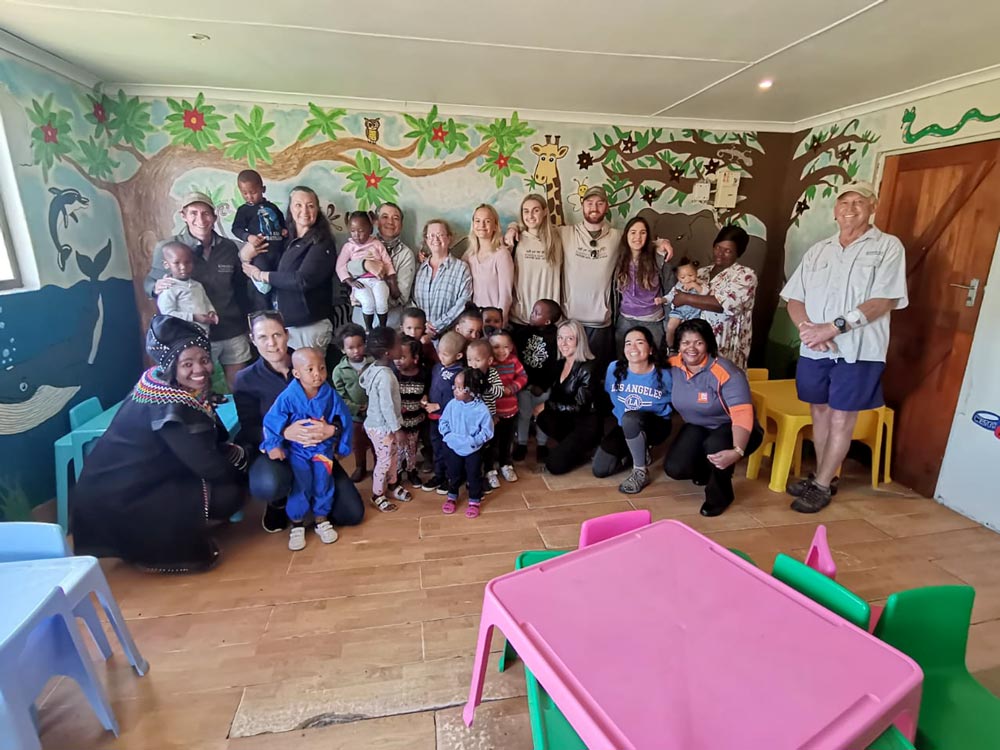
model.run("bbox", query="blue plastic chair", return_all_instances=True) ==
[69,397,103,430]
[0,586,119,748]
[0,523,148,676]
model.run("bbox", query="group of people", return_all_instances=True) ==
[68,168,907,571]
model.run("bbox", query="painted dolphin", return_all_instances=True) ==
[48,186,89,272]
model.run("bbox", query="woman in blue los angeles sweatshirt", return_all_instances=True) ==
[438,367,494,518]
[594,325,672,495]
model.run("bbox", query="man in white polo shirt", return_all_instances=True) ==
[780,181,908,513]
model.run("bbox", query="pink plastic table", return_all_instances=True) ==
[464,520,922,749]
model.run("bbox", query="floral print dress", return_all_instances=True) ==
[697,262,757,370]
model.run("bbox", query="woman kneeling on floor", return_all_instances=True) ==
[664,319,763,516]
[593,325,673,494]
[71,316,247,572]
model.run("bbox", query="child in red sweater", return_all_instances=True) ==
[487,331,528,484]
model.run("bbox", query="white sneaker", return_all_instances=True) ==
[288,526,306,551]
[500,465,518,482]
[314,520,338,544]
[486,470,501,489]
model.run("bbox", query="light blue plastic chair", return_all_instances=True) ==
[0,586,119,748]
[0,523,149,676]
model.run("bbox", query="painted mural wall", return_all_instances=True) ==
[0,50,141,519]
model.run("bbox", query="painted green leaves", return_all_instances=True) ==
[164,92,225,150]
[75,136,120,180]
[298,104,347,142]
[404,105,470,158]
[335,152,399,210]
[27,94,74,180]
[475,112,533,187]
[225,106,276,167]
[103,90,153,151]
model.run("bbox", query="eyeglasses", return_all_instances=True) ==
[248,310,285,328]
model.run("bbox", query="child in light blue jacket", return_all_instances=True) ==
[438,367,494,519]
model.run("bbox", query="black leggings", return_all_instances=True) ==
[248,453,365,526]
[536,411,602,475]
[484,416,516,470]
[664,422,763,509]
[592,411,672,477]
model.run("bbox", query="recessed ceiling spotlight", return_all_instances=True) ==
[758,79,773,90]
[190,33,211,41]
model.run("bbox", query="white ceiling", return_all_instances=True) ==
[2,0,999,129]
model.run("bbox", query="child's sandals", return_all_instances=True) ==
[389,484,413,503]
[465,502,481,519]
[371,495,398,513]
[441,497,457,514]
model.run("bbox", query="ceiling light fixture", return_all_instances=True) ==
[758,79,773,90]
[190,33,211,41]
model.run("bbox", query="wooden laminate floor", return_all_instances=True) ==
[37,452,1000,749]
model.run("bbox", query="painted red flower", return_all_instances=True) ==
[364,171,382,189]
[184,108,205,132]
[431,125,448,143]
[494,153,509,169]
[92,102,107,123]
[41,123,58,144]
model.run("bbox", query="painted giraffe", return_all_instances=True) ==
[530,134,569,226]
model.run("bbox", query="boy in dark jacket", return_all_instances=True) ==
[420,331,465,493]
[232,170,287,310]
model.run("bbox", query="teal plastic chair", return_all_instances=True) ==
[874,585,1000,750]
[69,397,102,430]
[771,553,870,629]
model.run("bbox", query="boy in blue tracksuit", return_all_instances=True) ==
[262,347,353,551]
[438,367,494,518]
[420,331,466,493]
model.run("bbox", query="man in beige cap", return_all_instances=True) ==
[780,181,908,513]
[144,192,251,387]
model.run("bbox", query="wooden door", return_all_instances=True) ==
[877,139,1000,497]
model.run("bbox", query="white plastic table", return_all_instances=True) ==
[465,520,923,750]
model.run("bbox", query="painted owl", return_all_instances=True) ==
[364,117,381,145]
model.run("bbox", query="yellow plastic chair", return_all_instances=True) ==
[792,406,895,488]
[746,378,894,491]
[746,368,769,382]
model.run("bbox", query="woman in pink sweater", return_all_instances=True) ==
[464,204,514,323]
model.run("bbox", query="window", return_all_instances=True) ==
[0,192,22,291]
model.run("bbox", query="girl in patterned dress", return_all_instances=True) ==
[394,334,429,488]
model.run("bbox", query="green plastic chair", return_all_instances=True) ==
[771,553,871,629]
[874,585,1000,750]
[494,549,585,750]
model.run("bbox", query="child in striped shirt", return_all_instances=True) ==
[488,331,528,484]
[393,334,428,489]
[464,338,505,490]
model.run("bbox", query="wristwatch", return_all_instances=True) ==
[833,316,849,334]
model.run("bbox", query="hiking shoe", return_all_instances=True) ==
[791,482,833,513]
[500,465,518,482]
[618,468,651,495]
[422,474,445,492]
[788,474,839,497]
[314,520,338,544]
[486,470,501,489]
[288,526,306,551]
[512,444,528,462]
[262,502,289,534]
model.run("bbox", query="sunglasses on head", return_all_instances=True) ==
[247,310,285,328]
